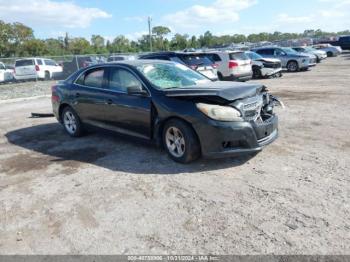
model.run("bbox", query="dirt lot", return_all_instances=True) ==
[0,54,349,254]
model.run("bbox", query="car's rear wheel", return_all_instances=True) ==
[62,106,83,137]
[287,61,299,72]
[163,119,200,163]
[44,71,50,80]
[217,72,223,81]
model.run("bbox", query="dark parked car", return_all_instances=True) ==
[139,52,218,81]
[320,36,350,51]
[52,60,280,163]
[56,56,99,80]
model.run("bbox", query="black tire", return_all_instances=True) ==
[327,51,333,57]
[61,106,84,137]
[44,71,50,80]
[252,67,262,79]
[217,72,223,81]
[287,61,299,72]
[162,119,201,163]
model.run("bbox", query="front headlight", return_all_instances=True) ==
[196,103,242,122]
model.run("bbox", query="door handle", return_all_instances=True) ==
[75,93,80,98]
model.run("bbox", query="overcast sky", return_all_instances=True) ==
[0,0,349,40]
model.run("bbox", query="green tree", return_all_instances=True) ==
[91,34,105,53]
[170,34,188,50]
[199,31,214,47]
[64,32,69,51]
[20,39,47,56]
[152,26,171,50]
[0,20,13,56]
[45,38,65,56]
[69,37,92,54]
[110,35,131,53]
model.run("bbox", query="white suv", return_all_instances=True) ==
[205,51,253,81]
[0,62,15,83]
[14,58,63,81]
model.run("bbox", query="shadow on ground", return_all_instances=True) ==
[4,123,254,175]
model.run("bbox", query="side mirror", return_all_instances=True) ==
[127,85,148,96]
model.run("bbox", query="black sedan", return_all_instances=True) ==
[52,60,279,163]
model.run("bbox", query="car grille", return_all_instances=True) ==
[242,96,264,121]
[263,62,281,69]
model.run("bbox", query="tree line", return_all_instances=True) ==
[1,20,349,58]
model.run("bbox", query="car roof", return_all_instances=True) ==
[141,51,211,57]
[105,59,176,67]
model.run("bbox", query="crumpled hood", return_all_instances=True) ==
[163,81,264,102]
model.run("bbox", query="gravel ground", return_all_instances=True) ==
[0,54,349,254]
[0,80,56,100]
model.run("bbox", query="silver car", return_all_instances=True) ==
[252,47,311,72]
[292,46,327,63]
[313,44,342,57]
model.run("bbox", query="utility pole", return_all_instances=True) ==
[148,16,152,52]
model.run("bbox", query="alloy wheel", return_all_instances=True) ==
[63,111,77,135]
[288,62,298,72]
[165,127,186,158]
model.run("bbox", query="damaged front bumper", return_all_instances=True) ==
[261,67,283,77]
[194,114,279,159]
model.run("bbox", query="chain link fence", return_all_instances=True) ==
[0,53,141,84]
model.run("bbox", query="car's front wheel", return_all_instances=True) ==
[252,67,262,79]
[163,119,200,163]
[287,61,299,72]
[62,106,83,137]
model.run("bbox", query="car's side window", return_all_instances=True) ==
[155,56,170,61]
[36,59,43,65]
[109,68,143,93]
[257,49,273,55]
[274,49,284,56]
[44,59,56,66]
[212,54,222,62]
[76,68,105,88]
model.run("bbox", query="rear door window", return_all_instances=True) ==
[207,54,222,62]
[229,52,249,60]
[180,54,213,67]
[15,59,34,67]
[44,59,56,66]
[36,59,43,65]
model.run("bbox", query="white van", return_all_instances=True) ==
[14,58,63,81]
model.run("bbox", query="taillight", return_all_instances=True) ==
[51,85,59,102]
[228,61,238,68]
[35,65,40,71]
[212,63,219,69]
